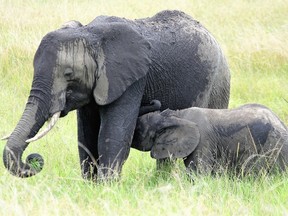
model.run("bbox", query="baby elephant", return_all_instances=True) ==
[132,103,288,174]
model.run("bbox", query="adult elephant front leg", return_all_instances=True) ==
[77,100,100,181]
[97,79,146,180]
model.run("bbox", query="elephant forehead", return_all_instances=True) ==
[138,113,155,127]
[53,39,96,88]
[56,39,89,69]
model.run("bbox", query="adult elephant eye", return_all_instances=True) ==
[67,89,73,96]
[64,68,74,79]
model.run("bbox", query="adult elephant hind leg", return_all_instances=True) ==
[208,82,230,109]
[77,100,101,181]
[272,139,288,172]
[208,58,230,109]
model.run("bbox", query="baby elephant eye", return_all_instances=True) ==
[64,68,73,77]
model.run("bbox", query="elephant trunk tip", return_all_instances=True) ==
[3,147,44,178]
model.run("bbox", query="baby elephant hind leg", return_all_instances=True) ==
[241,139,288,175]
[273,139,288,172]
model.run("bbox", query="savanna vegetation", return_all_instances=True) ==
[0,0,287,215]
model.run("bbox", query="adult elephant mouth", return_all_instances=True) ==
[60,109,69,118]
[28,100,81,143]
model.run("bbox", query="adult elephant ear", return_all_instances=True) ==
[151,116,200,159]
[93,23,152,105]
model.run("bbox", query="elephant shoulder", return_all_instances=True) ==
[146,10,195,23]
[88,15,131,27]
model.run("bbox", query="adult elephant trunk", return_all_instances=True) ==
[3,95,51,177]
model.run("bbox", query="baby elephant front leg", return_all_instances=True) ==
[184,145,215,174]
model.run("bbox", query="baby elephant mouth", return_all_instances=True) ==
[26,112,61,143]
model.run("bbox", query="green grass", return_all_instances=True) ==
[0,0,288,215]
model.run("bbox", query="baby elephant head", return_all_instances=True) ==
[133,110,200,159]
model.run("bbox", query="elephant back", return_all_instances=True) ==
[137,11,229,110]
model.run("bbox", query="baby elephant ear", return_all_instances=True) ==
[93,23,151,105]
[151,117,200,159]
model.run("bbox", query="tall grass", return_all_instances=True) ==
[0,0,287,215]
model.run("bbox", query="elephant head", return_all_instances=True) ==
[3,20,151,177]
[132,109,200,159]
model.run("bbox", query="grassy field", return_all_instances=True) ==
[0,0,288,215]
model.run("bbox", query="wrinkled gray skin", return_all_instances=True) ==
[3,10,230,180]
[133,104,288,174]
[139,100,162,116]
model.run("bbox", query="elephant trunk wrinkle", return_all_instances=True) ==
[3,98,48,177]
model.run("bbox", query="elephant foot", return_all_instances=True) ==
[80,159,98,182]
[97,165,121,183]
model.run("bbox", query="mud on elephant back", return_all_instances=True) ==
[3,10,230,181]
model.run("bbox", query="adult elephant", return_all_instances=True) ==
[3,10,230,180]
